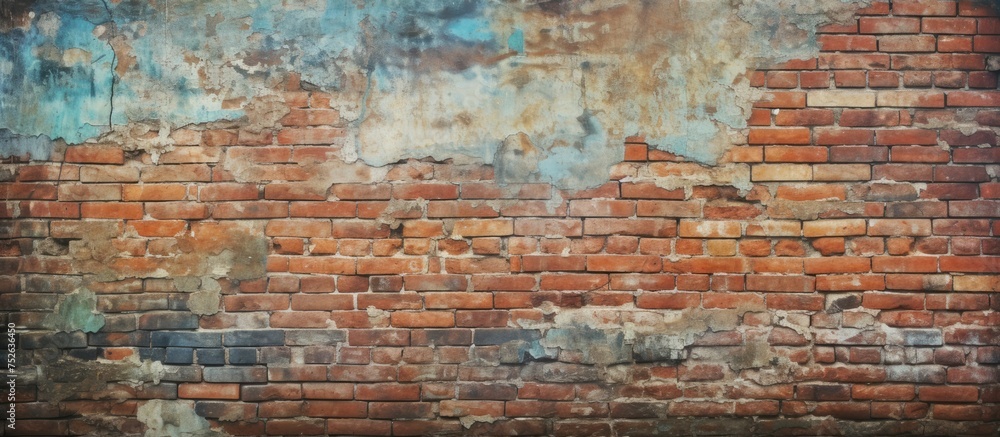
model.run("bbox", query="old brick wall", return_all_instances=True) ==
[2,0,1000,436]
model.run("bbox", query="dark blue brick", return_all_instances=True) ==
[224,330,285,347]
[160,365,202,382]
[228,348,257,365]
[100,314,138,332]
[473,329,541,346]
[195,401,256,419]
[67,348,99,360]
[197,349,225,366]
[138,348,166,362]
[165,348,194,365]
[135,382,178,400]
[20,332,87,349]
[138,312,199,330]
[412,329,473,346]
[151,331,222,348]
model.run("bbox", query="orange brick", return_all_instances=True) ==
[803,219,867,237]
[64,146,124,164]
[82,202,143,219]
[123,184,187,201]
[452,219,513,237]
[748,128,811,145]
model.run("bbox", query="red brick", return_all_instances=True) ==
[919,386,980,402]
[892,0,957,15]
[276,127,344,144]
[746,275,815,293]
[540,274,608,291]
[940,256,1000,273]
[620,183,685,199]
[948,91,1000,106]
[200,183,258,201]
[623,143,647,161]
[453,219,513,237]
[748,109,771,126]
[19,201,79,218]
[158,146,222,164]
[584,218,676,237]
[265,219,331,237]
[800,71,832,88]
[876,129,938,145]
[754,92,807,109]
[935,166,990,182]
[0,183,58,200]
[932,404,994,421]
[923,17,978,34]
[281,108,339,126]
[775,109,834,127]
[765,71,798,88]
[939,35,974,52]
[890,145,949,163]
[325,419,392,436]
[819,35,878,51]
[587,255,661,273]
[393,183,458,200]
[860,17,921,34]
[636,292,700,309]
[141,164,211,182]
[568,200,634,217]
[129,220,186,237]
[679,364,725,381]
[815,128,874,145]
[264,183,326,200]
[146,202,209,220]
[853,384,915,401]
[863,292,924,310]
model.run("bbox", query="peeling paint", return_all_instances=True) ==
[44,288,106,333]
[2,0,870,188]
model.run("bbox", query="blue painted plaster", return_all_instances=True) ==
[0,0,874,187]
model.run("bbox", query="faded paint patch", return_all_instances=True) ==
[501,306,764,368]
[44,288,105,333]
[1,0,872,188]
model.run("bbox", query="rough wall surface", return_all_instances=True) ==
[1,0,1000,436]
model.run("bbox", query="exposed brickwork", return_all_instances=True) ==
[2,1,999,435]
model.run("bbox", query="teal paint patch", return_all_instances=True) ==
[45,289,106,334]
[507,29,524,55]
[447,18,494,42]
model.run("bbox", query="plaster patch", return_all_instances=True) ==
[137,400,227,437]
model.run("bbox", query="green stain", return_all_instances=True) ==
[46,289,106,333]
